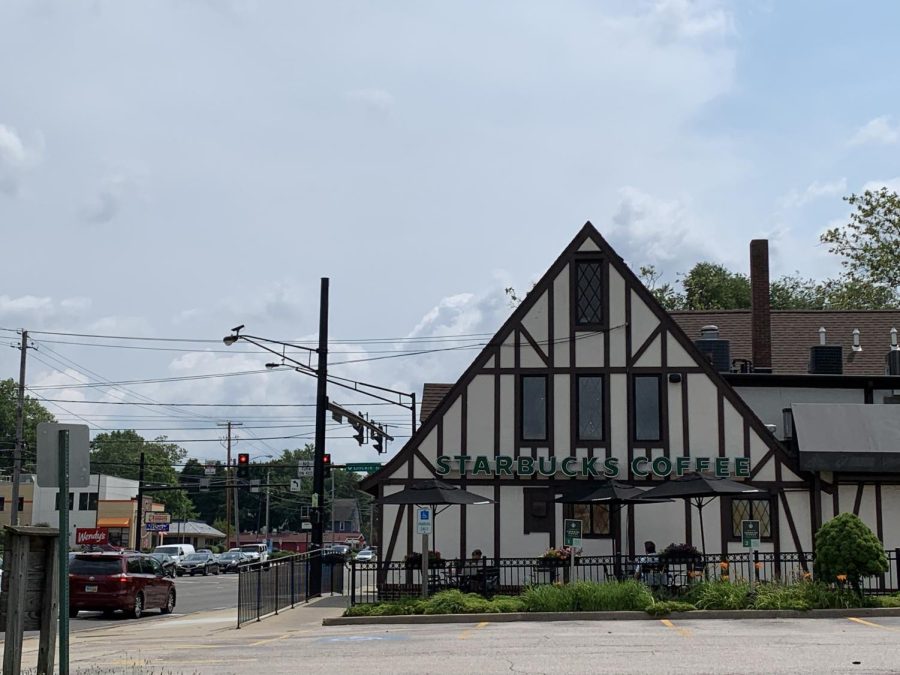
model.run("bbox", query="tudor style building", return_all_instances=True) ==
[360,222,897,563]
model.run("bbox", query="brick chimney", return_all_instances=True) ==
[750,239,772,371]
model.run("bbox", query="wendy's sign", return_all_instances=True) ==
[75,528,109,546]
[435,454,751,480]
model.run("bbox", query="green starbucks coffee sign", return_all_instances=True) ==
[435,454,750,479]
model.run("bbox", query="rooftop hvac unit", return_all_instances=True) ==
[694,325,731,373]
[887,350,900,376]
[808,345,843,374]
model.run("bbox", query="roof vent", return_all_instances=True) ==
[694,325,731,372]
[809,344,843,374]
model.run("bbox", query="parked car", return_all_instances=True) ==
[69,553,176,619]
[217,550,250,573]
[355,548,377,562]
[149,552,177,578]
[176,552,220,576]
[238,542,268,563]
[153,544,196,563]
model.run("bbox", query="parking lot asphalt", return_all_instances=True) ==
[12,602,900,675]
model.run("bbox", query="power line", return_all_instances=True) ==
[27,396,398,407]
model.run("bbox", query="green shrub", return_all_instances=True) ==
[814,513,888,593]
[570,581,654,612]
[489,595,527,613]
[875,594,900,608]
[420,590,495,614]
[685,581,751,610]
[751,582,810,611]
[646,601,696,616]
[521,584,577,612]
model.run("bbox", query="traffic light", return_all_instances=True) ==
[351,420,365,446]
[322,453,332,477]
[237,453,249,479]
[371,427,384,454]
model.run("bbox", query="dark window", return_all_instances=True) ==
[577,375,604,441]
[523,488,553,534]
[55,492,75,511]
[18,497,23,512]
[69,557,124,576]
[0,497,4,511]
[575,260,604,326]
[731,499,772,539]
[565,503,610,536]
[126,558,143,574]
[633,376,661,442]
[143,557,163,575]
[521,376,548,441]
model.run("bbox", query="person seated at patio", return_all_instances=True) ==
[633,541,666,588]
[459,549,487,592]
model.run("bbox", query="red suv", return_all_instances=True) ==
[69,553,176,619]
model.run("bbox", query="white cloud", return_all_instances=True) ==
[79,174,135,224]
[861,176,900,194]
[0,294,93,323]
[779,178,847,209]
[0,123,41,196]
[849,116,900,146]
[645,0,734,42]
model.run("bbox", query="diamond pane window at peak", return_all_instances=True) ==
[576,261,603,325]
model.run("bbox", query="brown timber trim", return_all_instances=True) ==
[779,491,804,553]
[660,329,670,459]
[494,360,501,558]
[681,375,690,456]
[384,504,404,568]
[833,474,840,516]
[853,483,864,516]
[520,325,550,366]
[413,448,437,476]
[749,449,775,480]
[717,392,725,458]
[876,484,884,543]
[743,420,751,459]
[460,388,468,561]
[477,366,705,375]
[629,325,662,367]
[684,501,692,547]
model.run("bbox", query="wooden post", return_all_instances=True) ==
[2,531,29,675]
[37,536,60,674]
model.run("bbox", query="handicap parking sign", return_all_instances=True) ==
[417,508,432,534]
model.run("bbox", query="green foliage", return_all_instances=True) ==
[682,263,752,310]
[876,594,900,608]
[521,581,653,613]
[343,592,526,617]
[645,601,696,616]
[489,595,527,613]
[750,580,871,611]
[821,188,900,293]
[814,513,888,591]
[421,590,496,614]
[683,580,751,610]
[0,378,56,474]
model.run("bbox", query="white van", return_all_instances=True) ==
[153,544,196,563]
[239,542,268,563]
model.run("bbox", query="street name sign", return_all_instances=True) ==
[297,460,314,478]
[345,462,382,473]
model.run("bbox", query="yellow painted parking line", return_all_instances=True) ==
[849,617,900,632]
[458,621,489,640]
[250,633,292,646]
[660,619,692,638]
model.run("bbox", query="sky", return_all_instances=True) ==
[2,0,899,468]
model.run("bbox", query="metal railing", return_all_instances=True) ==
[348,549,900,605]
[237,550,346,627]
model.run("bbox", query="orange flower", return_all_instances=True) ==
[754,562,763,570]
[802,572,812,580]
[836,574,847,582]
[720,561,729,570]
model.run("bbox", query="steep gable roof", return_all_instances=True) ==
[420,383,453,422]
[362,222,800,491]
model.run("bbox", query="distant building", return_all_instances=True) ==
[165,521,227,550]
[328,498,361,533]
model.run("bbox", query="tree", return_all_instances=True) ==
[638,266,684,311]
[681,263,751,310]
[90,429,196,519]
[814,513,888,594]
[821,188,900,292]
[0,378,56,474]
[181,459,227,525]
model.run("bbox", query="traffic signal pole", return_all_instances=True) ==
[310,277,329,597]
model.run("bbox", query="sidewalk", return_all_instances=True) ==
[12,595,349,674]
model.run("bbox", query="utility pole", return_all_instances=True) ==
[310,277,329,597]
[330,471,336,546]
[219,421,242,548]
[265,468,271,551]
[134,452,145,551]
[11,330,28,527]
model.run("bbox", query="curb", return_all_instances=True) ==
[323,606,900,626]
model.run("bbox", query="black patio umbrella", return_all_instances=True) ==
[637,473,764,559]
[555,480,672,558]
[378,480,495,557]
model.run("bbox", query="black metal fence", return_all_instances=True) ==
[237,551,345,627]
[349,549,900,605]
